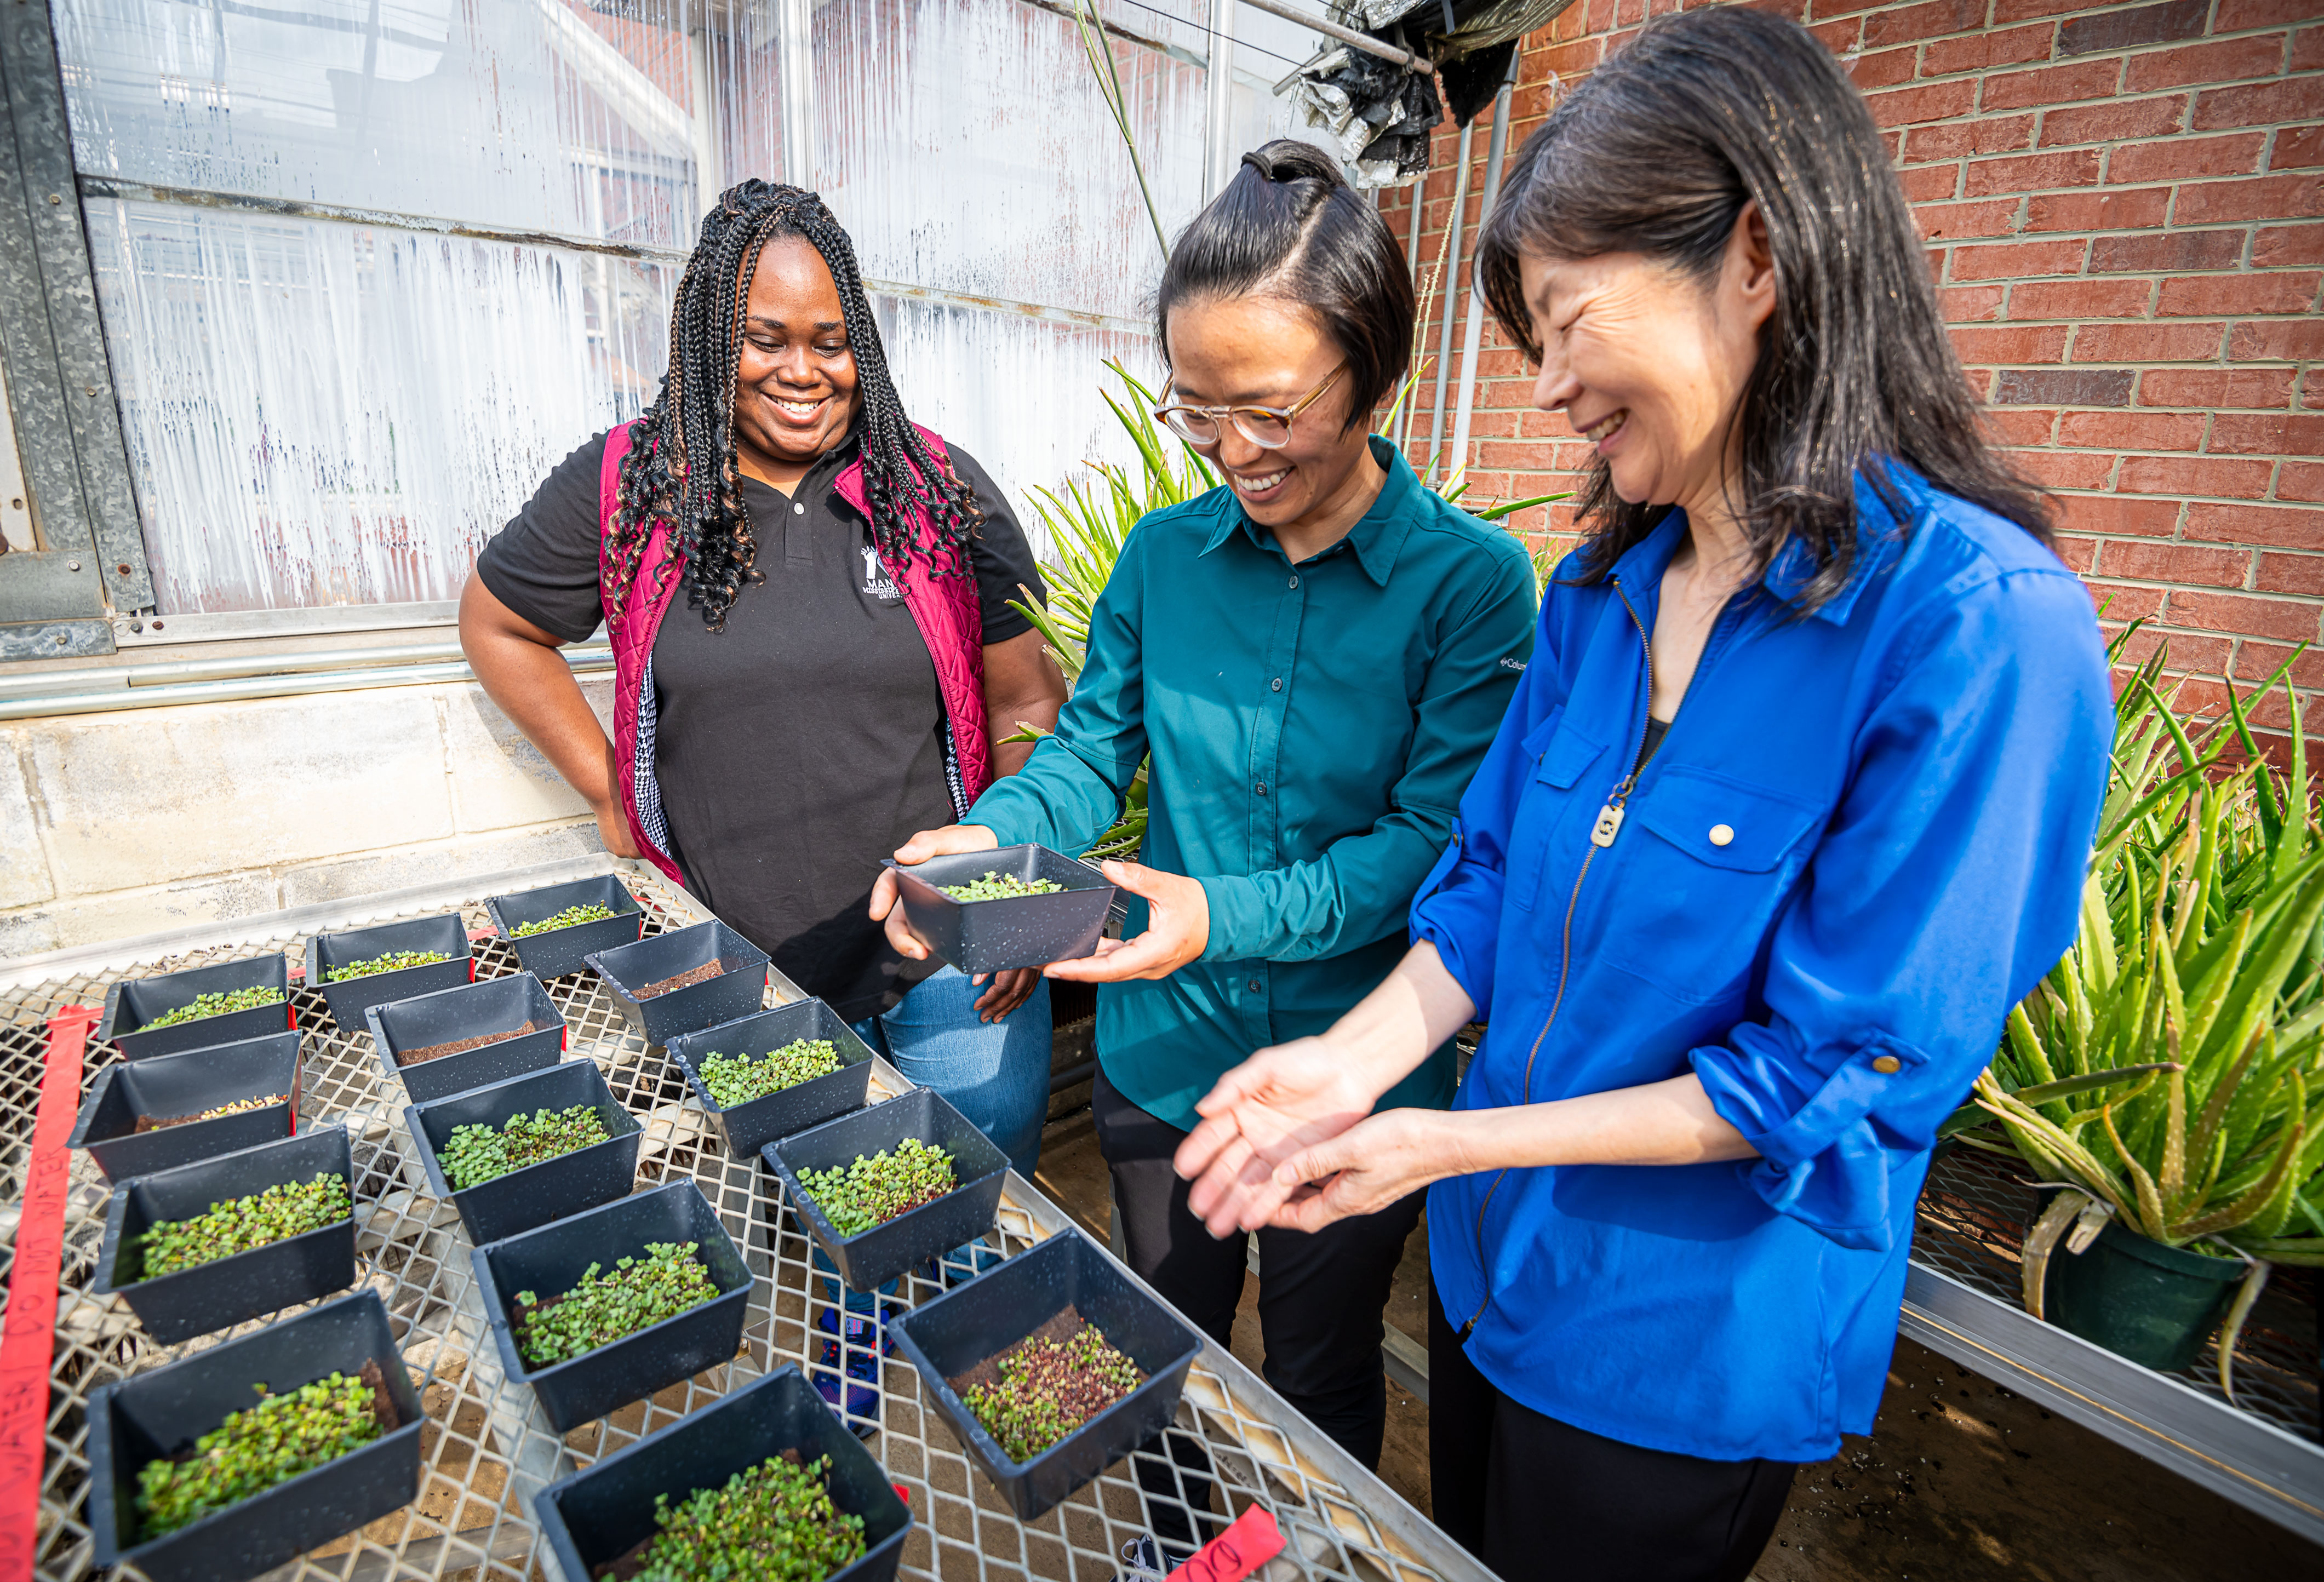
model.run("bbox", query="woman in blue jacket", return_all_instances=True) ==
[1175,10,2114,1579]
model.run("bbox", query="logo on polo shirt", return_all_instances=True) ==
[861,542,902,602]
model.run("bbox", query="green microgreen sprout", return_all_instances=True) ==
[195,1093,287,1121]
[696,1039,842,1109]
[795,1139,957,1237]
[324,949,449,982]
[512,903,618,938]
[963,1322,1143,1464]
[133,1172,352,1281]
[139,987,285,1031]
[629,1451,867,1582]
[512,1241,718,1368]
[438,1104,611,1190]
[134,1369,385,1540]
[937,872,1064,902]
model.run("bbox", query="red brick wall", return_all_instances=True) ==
[1381,0,2322,752]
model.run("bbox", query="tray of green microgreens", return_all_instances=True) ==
[473,1179,753,1432]
[306,913,472,1028]
[666,1000,877,1159]
[100,955,297,1061]
[881,842,1116,974]
[87,1290,425,1580]
[762,1087,1012,1292]
[488,875,646,977]
[95,1128,359,1344]
[533,1365,913,1582]
[408,1059,643,1245]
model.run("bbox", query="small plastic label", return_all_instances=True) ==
[1170,1505,1284,1582]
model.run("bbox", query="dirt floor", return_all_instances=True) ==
[1031,1104,2320,1580]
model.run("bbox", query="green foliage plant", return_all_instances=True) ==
[795,1139,957,1236]
[630,1451,867,1582]
[697,1039,842,1109]
[135,1173,352,1281]
[438,1104,612,1190]
[324,950,449,982]
[135,1370,383,1540]
[963,1322,1142,1464]
[1957,637,2322,1396]
[513,1241,718,1368]
[141,987,285,1031]
[939,873,1064,902]
[513,903,617,938]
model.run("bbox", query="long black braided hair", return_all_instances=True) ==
[604,179,979,630]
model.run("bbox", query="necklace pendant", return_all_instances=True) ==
[1591,804,1627,847]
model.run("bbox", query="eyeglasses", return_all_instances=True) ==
[1153,364,1347,449]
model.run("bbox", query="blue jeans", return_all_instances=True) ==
[851,964,1051,1177]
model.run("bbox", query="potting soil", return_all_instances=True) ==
[591,1448,867,1582]
[635,962,729,999]
[950,1307,1146,1464]
[132,1093,288,1132]
[134,1360,398,1540]
[512,1241,719,1368]
[397,1022,538,1067]
[134,1171,353,1281]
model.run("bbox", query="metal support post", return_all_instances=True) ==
[1204,0,1241,198]
[1423,117,1473,479]
[1448,58,1519,488]
[777,0,818,190]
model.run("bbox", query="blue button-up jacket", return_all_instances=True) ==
[1411,467,2111,1463]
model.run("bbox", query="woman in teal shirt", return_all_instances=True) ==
[871,142,1535,1484]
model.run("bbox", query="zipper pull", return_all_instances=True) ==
[1590,804,1627,847]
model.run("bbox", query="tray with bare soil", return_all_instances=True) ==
[366,972,564,1102]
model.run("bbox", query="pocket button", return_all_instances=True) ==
[1871,1054,1902,1074]
[1708,823,1735,847]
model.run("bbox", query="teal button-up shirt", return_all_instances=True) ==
[969,439,1538,1129]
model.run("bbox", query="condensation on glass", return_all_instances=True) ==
[53,0,1279,615]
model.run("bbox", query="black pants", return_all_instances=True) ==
[1429,1282,1796,1581]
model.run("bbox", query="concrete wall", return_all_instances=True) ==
[0,674,616,959]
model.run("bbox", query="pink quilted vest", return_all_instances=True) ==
[596,420,993,887]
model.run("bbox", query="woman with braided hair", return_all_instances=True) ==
[461,180,1067,1182]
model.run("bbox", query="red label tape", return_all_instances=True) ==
[0,1006,98,1577]
[1170,1505,1284,1582]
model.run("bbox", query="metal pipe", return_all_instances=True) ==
[1050,1059,1097,1094]
[777,0,817,188]
[1234,0,1432,73]
[1396,174,1425,451]
[1203,0,1240,198]
[3,641,611,697]
[1448,60,1519,486]
[0,649,613,721]
[1423,117,1474,477]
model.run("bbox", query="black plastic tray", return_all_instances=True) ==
[91,1127,357,1346]
[305,912,472,1031]
[893,1229,1204,1522]
[762,1087,1009,1293]
[585,919,770,1045]
[68,1030,301,1184]
[471,1178,753,1433]
[486,873,647,978]
[86,1288,423,1582]
[665,998,877,1161]
[98,954,295,1062]
[365,972,564,1104]
[534,1363,912,1582]
[407,1058,641,1247]
[882,844,1116,975]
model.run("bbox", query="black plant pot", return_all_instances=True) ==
[586,920,770,1045]
[893,1229,1203,1522]
[99,954,295,1062]
[471,1178,752,1433]
[306,913,473,1031]
[407,1058,642,1247]
[666,998,877,1161]
[86,1288,423,1582]
[366,972,564,1104]
[534,1363,912,1582]
[881,844,1116,975]
[91,1127,357,1346]
[69,1031,301,1184]
[486,873,647,979]
[762,1087,1009,1294]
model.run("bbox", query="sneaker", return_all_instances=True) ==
[815,1302,894,1357]
[1118,1534,1169,1580]
[809,1337,881,1428]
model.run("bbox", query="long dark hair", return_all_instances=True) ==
[605,180,976,630]
[1474,7,2052,609]
[1156,140,1414,431]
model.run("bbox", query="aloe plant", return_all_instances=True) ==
[1958,638,2321,1397]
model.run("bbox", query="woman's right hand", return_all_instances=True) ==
[593,800,641,860]
[869,824,999,959]
[1174,1036,1387,1237]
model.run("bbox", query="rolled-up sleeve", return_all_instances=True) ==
[1199,549,1536,963]
[1691,566,2111,1251]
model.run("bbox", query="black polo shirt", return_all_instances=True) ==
[477,429,1045,1019]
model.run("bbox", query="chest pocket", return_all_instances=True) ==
[1507,708,1609,913]
[1600,765,1827,1001]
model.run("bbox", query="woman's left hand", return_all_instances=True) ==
[1263,1108,1466,1233]
[1043,861,1210,983]
[971,967,1042,1022]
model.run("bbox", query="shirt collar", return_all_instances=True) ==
[1609,465,1916,626]
[1199,437,1418,587]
